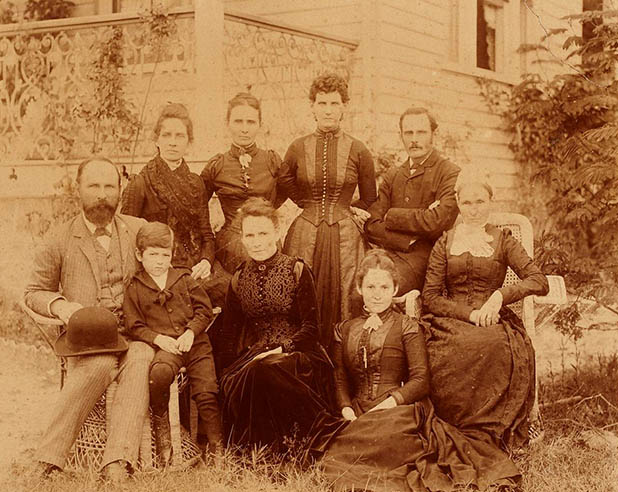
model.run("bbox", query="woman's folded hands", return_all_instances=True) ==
[469,290,503,327]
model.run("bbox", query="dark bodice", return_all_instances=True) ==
[422,225,549,322]
[121,157,215,267]
[278,130,377,226]
[236,253,298,349]
[221,252,321,366]
[333,309,429,414]
[201,146,283,227]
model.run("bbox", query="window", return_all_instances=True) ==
[447,0,521,82]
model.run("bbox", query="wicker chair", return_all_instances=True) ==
[19,300,202,471]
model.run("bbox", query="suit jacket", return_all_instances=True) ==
[365,150,460,287]
[24,213,147,317]
[123,266,214,345]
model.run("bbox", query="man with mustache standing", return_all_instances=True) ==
[25,157,153,482]
[365,107,460,294]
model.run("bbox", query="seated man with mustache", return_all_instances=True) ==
[365,107,460,294]
[24,157,153,483]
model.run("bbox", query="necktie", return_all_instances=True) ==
[94,227,111,237]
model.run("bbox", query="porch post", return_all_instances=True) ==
[194,0,225,158]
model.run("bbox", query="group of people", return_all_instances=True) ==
[24,72,549,491]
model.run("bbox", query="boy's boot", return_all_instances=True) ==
[199,416,225,467]
[152,411,173,467]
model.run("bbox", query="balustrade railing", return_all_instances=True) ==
[0,7,357,197]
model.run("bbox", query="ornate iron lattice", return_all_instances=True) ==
[0,15,195,163]
[223,18,355,154]
[0,12,355,175]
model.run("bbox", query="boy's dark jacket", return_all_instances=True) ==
[123,266,213,345]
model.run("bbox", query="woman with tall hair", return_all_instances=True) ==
[279,73,377,348]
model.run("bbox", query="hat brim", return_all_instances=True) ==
[54,332,129,357]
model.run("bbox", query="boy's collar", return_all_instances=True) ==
[133,266,188,290]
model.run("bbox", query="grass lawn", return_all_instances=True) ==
[2,348,618,492]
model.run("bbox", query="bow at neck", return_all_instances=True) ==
[156,289,174,306]
[361,306,392,332]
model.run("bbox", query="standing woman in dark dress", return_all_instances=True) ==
[279,73,377,348]
[200,92,285,295]
[219,197,332,453]
[121,103,215,280]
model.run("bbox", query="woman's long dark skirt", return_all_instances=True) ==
[220,349,335,453]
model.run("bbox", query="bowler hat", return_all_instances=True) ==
[55,306,129,357]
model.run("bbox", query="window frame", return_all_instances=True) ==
[444,0,521,85]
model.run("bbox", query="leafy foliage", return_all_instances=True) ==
[480,8,618,305]
[23,0,74,21]
[0,0,16,23]
[76,26,141,155]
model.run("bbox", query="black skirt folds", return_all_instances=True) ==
[219,348,335,453]
[322,401,521,492]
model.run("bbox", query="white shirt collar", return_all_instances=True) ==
[82,213,113,236]
[148,270,169,291]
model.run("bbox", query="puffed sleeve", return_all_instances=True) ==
[200,153,223,203]
[287,261,320,352]
[332,321,353,410]
[267,149,288,209]
[390,316,430,405]
[498,230,549,305]
[120,173,146,217]
[277,140,301,205]
[422,233,475,322]
[351,141,377,210]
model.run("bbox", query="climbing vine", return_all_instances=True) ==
[480,8,618,307]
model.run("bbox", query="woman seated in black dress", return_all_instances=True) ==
[322,249,526,492]
[218,197,332,453]
[422,173,549,449]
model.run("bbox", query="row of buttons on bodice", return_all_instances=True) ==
[320,133,332,218]
[357,327,381,400]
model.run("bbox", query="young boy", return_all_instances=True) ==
[123,222,223,466]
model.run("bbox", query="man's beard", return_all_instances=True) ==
[83,200,117,226]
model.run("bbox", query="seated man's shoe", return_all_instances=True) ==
[34,461,62,480]
[101,460,130,483]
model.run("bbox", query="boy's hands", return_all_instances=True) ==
[154,335,181,355]
[177,330,195,353]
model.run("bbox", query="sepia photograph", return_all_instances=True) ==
[0,0,617,490]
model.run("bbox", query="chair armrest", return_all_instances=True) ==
[534,275,567,305]
[393,290,421,318]
[19,298,64,326]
